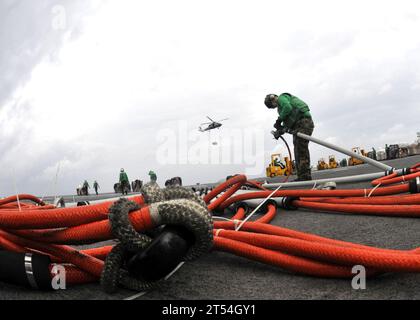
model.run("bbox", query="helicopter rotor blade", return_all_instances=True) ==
[206,116,215,122]
[217,118,229,122]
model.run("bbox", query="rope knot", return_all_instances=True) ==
[101,198,154,293]
[101,186,213,293]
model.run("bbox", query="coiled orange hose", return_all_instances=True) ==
[0,163,419,287]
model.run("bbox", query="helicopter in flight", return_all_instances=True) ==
[198,116,229,132]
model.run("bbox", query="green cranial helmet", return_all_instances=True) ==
[149,170,157,181]
[264,94,278,109]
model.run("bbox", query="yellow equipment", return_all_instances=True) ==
[328,155,338,169]
[266,154,292,178]
[348,147,366,166]
[317,158,329,170]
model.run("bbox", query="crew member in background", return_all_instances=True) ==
[93,180,100,195]
[76,184,82,196]
[265,93,314,181]
[372,147,377,161]
[119,168,130,195]
[82,180,90,195]
[148,170,157,184]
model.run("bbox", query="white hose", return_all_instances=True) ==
[263,132,396,189]
[296,132,393,171]
[263,170,405,189]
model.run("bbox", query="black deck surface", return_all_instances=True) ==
[1,155,419,300]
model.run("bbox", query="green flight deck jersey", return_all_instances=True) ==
[149,170,157,182]
[119,172,129,183]
[277,93,312,130]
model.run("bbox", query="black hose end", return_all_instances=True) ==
[31,253,53,290]
[409,177,420,194]
[401,167,412,176]
[0,251,52,290]
[281,197,300,210]
[261,199,278,212]
[234,202,250,214]
[385,169,394,176]
[126,225,194,282]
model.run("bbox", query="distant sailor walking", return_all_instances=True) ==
[119,168,130,195]
[82,180,90,195]
[148,170,157,184]
[93,180,100,195]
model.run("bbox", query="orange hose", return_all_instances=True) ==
[214,237,355,278]
[0,194,46,207]
[231,207,246,220]
[0,229,103,277]
[372,170,420,186]
[218,184,410,210]
[207,183,242,211]
[0,163,419,287]
[300,194,420,205]
[215,230,420,272]
[204,175,247,204]
[295,200,420,217]
[12,206,155,244]
[255,204,277,224]
[0,196,145,229]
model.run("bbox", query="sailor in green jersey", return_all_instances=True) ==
[148,170,157,183]
[265,93,315,181]
[119,168,130,195]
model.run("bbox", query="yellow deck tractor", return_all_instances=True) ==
[328,155,338,169]
[266,154,292,178]
[348,147,366,166]
[317,158,329,170]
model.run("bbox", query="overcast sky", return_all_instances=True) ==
[1,0,420,196]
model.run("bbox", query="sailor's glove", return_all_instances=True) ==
[271,128,286,140]
[273,119,283,130]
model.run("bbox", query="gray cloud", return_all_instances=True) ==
[0,0,105,195]
[0,0,102,109]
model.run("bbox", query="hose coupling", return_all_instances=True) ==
[401,167,412,176]
[409,177,420,194]
[127,225,194,281]
[385,168,395,176]
[261,199,278,212]
[0,251,52,290]
[281,197,300,210]
[316,182,337,190]
[234,202,251,214]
